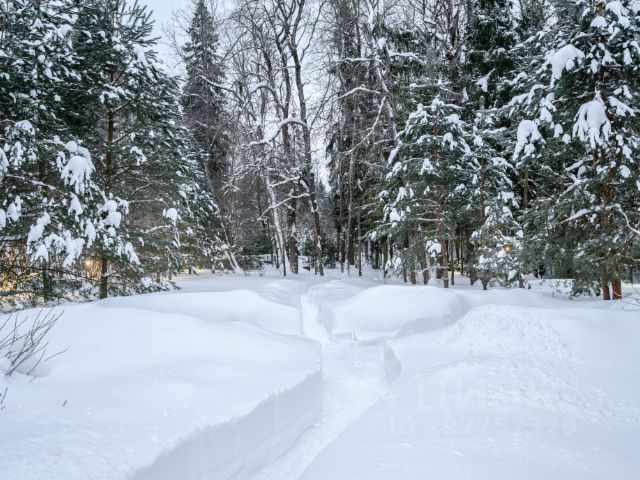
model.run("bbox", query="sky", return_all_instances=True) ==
[144,0,180,35]
[143,0,187,66]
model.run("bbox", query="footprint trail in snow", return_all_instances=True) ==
[250,289,387,480]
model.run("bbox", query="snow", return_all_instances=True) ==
[0,287,321,480]
[134,45,149,67]
[7,197,21,222]
[163,207,178,223]
[475,70,494,93]
[303,291,640,480]
[122,242,140,264]
[590,15,608,29]
[101,199,122,228]
[102,289,303,336]
[26,212,51,245]
[548,44,585,84]
[608,96,634,116]
[620,165,631,178]
[61,153,94,193]
[68,194,83,218]
[315,283,461,344]
[573,96,612,148]
[513,119,542,159]
[606,1,629,21]
[2,271,639,480]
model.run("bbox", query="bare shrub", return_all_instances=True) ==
[0,309,63,377]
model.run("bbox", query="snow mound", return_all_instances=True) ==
[305,304,640,480]
[100,289,302,335]
[317,284,462,344]
[387,305,640,425]
[0,302,321,480]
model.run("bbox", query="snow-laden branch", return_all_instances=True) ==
[246,118,308,147]
[337,85,381,100]
[563,205,640,237]
[260,192,310,218]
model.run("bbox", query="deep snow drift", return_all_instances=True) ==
[1,271,639,480]
[0,281,321,480]
[304,302,640,480]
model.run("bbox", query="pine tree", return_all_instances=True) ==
[511,0,640,299]
[69,0,192,297]
[177,152,229,273]
[382,82,471,286]
[467,112,523,289]
[182,0,230,211]
[0,0,111,303]
[465,0,518,109]
[460,0,525,286]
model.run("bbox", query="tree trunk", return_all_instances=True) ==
[383,240,389,279]
[346,150,356,270]
[100,100,115,299]
[449,241,455,286]
[441,240,449,288]
[287,198,298,274]
[612,265,622,300]
[356,204,362,276]
[410,266,417,285]
[99,258,109,299]
[372,242,379,270]
[285,4,324,276]
[337,168,345,273]
[600,266,611,300]
[419,252,429,285]
[42,261,52,301]
[265,177,288,276]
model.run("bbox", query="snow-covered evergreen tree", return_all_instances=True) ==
[0,0,117,303]
[460,0,525,287]
[69,0,189,297]
[465,0,518,108]
[511,0,640,298]
[467,113,523,288]
[182,0,230,202]
[382,82,470,286]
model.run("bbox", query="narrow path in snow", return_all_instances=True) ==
[249,288,388,480]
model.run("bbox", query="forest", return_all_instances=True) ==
[1,0,639,306]
[2,2,640,478]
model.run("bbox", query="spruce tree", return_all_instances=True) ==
[69,0,191,297]
[182,0,230,204]
[0,0,113,303]
[462,0,524,287]
[511,0,640,298]
[383,82,471,286]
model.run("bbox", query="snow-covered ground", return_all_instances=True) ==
[1,270,639,479]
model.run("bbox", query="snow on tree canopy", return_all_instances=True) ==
[548,45,584,84]
[122,242,140,264]
[0,198,21,230]
[606,1,631,22]
[27,213,51,245]
[513,120,542,159]
[62,234,86,268]
[163,208,179,224]
[608,96,635,116]
[102,200,122,228]
[590,16,608,29]
[61,152,94,193]
[572,96,611,148]
[7,198,21,222]
[68,194,84,219]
